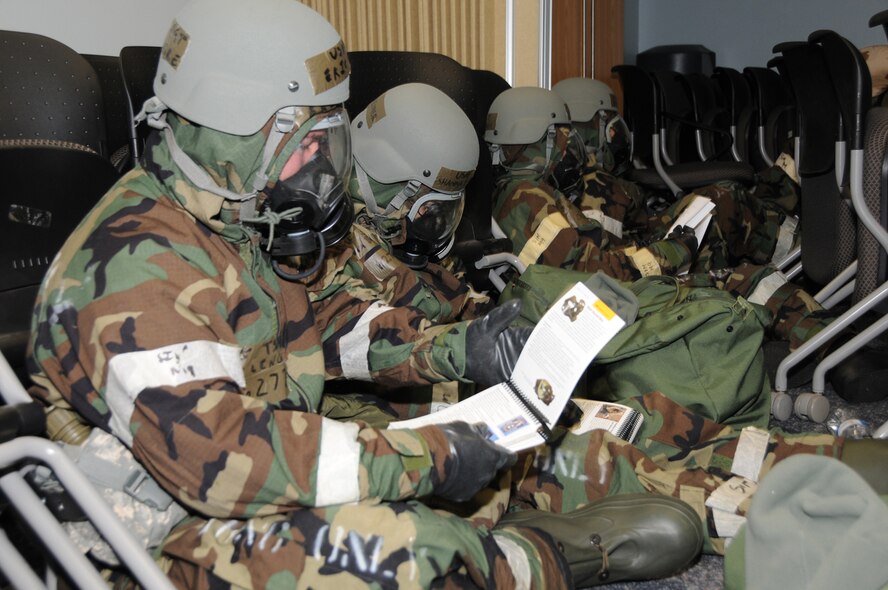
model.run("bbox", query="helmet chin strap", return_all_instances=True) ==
[140,98,294,216]
[492,125,558,175]
[354,163,423,243]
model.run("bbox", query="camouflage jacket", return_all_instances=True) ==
[492,175,696,280]
[27,122,462,519]
[310,216,490,381]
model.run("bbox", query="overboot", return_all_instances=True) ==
[841,438,888,494]
[497,494,703,587]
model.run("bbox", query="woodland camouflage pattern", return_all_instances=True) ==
[27,110,841,586]
[316,215,490,421]
[155,391,844,588]
[495,153,830,350]
[492,177,697,280]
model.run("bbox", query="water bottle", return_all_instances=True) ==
[825,407,872,439]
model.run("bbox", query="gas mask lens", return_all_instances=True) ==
[548,127,585,195]
[406,189,465,257]
[276,109,352,217]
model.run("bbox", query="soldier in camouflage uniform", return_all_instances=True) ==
[319,82,494,421]
[489,84,828,353]
[26,2,717,588]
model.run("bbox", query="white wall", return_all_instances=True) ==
[0,0,186,56]
[628,0,886,69]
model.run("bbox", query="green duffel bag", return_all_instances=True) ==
[500,264,771,429]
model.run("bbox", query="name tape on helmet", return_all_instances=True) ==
[434,167,474,193]
[305,40,351,95]
[161,20,190,70]
[486,112,498,133]
[365,95,387,129]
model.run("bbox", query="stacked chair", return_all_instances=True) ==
[612,63,756,200]
[771,29,888,408]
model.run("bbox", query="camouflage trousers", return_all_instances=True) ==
[681,262,834,350]
[586,162,801,273]
[157,392,842,589]
[652,180,796,273]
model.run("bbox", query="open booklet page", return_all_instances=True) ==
[669,195,715,252]
[389,282,626,451]
[569,399,644,443]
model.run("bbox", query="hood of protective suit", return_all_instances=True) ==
[495,125,583,195]
[142,115,271,242]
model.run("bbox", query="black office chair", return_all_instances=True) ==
[743,64,796,170]
[82,53,133,172]
[0,31,122,382]
[773,40,857,289]
[612,64,755,200]
[0,31,108,157]
[680,71,735,162]
[712,66,755,163]
[772,31,888,405]
[870,8,888,41]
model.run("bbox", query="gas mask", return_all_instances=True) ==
[397,186,465,268]
[358,176,466,270]
[575,110,632,176]
[547,127,587,198]
[248,108,353,280]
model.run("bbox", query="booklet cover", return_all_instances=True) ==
[390,282,627,451]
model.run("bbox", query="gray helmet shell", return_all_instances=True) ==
[351,83,478,194]
[484,86,570,145]
[153,0,350,136]
[552,77,619,123]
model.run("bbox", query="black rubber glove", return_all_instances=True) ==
[666,224,699,254]
[432,421,517,502]
[464,299,532,386]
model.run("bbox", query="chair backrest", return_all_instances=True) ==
[860,107,888,312]
[82,53,132,171]
[774,39,857,287]
[681,72,734,162]
[119,46,162,167]
[743,64,796,169]
[0,148,120,379]
[612,64,661,169]
[0,31,123,380]
[812,30,887,309]
[0,30,108,158]
[870,8,888,41]
[713,66,755,162]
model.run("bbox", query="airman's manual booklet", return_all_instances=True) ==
[390,282,629,451]
[669,195,715,252]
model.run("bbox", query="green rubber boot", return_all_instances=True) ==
[497,494,704,587]
[841,438,888,495]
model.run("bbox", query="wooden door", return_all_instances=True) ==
[552,0,624,108]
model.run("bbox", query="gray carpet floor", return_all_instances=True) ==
[594,377,888,590]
